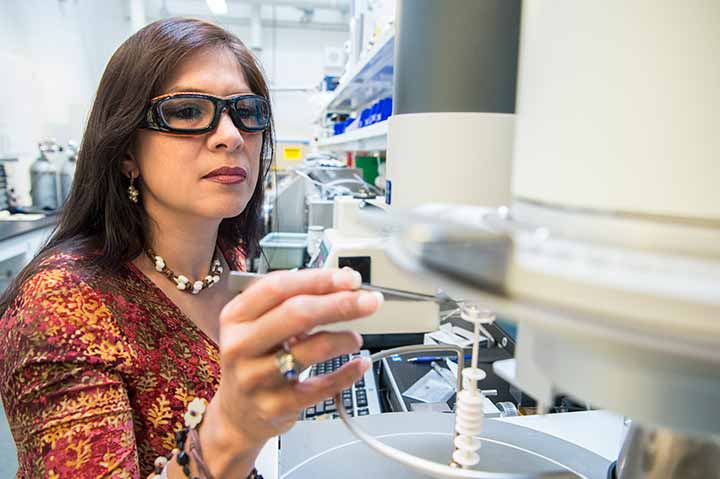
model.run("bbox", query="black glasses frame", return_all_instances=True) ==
[140,92,271,135]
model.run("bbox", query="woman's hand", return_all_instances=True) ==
[199,268,383,477]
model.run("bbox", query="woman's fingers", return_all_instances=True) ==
[222,268,362,323]
[290,358,370,409]
[213,267,379,442]
[286,332,309,345]
[235,331,363,389]
[290,331,362,369]
[223,290,383,358]
[242,358,369,427]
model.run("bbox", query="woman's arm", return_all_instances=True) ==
[5,364,140,478]
[183,268,382,478]
[166,399,263,478]
[0,267,142,478]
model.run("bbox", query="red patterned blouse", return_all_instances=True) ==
[0,249,243,478]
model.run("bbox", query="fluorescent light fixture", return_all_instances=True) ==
[206,0,228,15]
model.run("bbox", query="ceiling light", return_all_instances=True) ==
[206,0,228,15]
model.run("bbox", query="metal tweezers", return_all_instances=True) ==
[358,283,442,302]
[228,271,444,303]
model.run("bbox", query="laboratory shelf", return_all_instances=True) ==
[320,28,394,115]
[316,121,388,152]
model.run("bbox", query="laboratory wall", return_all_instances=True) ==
[231,25,348,143]
[0,0,132,204]
[0,0,347,205]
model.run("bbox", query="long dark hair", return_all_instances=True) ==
[0,17,274,315]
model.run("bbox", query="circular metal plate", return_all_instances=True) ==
[280,413,610,479]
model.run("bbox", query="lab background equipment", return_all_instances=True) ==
[257,232,308,270]
[367,1,719,478]
[0,162,9,213]
[278,0,720,478]
[29,139,60,210]
[59,140,77,203]
[262,163,366,236]
[306,196,440,344]
[259,156,441,344]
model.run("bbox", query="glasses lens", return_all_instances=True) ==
[233,97,270,130]
[159,97,215,130]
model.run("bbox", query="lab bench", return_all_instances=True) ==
[0,213,58,293]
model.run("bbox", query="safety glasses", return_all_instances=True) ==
[141,92,271,134]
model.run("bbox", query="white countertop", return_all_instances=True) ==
[498,410,627,461]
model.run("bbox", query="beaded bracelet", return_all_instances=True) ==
[150,398,263,479]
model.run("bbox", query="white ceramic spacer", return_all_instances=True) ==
[452,449,480,468]
[460,304,495,324]
[452,388,485,467]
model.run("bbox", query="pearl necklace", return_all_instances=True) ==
[145,248,223,294]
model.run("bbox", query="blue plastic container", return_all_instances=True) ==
[323,75,339,91]
[381,97,393,121]
[360,108,371,127]
[371,102,381,125]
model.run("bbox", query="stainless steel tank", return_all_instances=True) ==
[59,140,78,203]
[30,140,59,210]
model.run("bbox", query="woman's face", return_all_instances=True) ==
[131,47,263,222]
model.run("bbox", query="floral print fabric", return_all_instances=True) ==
[0,250,241,478]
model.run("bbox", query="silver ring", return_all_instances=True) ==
[275,347,300,382]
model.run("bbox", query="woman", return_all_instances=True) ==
[0,17,382,479]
